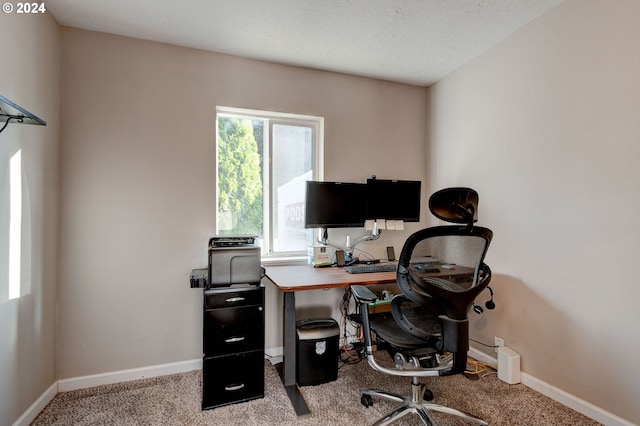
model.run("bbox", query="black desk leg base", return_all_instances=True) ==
[284,384,311,418]
[274,362,311,417]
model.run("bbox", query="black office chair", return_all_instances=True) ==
[351,188,493,425]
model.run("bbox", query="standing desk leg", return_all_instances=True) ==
[279,291,311,417]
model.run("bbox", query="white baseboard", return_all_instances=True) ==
[468,347,634,426]
[265,346,284,364]
[55,352,284,393]
[521,374,635,426]
[16,351,635,426]
[468,346,498,367]
[58,358,202,392]
[12,382,57,426]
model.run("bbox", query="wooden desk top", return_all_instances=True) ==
[264,263,397,292]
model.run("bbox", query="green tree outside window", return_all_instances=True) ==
[217,117,263,235]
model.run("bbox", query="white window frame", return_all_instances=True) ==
[216,106,324,259]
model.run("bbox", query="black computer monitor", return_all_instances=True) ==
[366,179,421,221]
[304,181,367,228]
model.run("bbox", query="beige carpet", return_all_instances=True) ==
[32,358,601,425]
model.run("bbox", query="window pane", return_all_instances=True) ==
[272,124,314,253]
[217,116,264,237]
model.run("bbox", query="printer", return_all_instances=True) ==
[190,235,261,289]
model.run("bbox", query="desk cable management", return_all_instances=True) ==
[339,288,366,366]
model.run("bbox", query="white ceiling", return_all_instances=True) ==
[46,0,565,87]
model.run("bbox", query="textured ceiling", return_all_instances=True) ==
[46,0,565,86]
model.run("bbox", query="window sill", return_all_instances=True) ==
[261,256,308,266]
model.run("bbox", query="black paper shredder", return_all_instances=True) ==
[296,318,340,386]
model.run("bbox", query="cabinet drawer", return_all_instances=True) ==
[202,351,264,409]
[204,286,263,310]
[203,305,264,356]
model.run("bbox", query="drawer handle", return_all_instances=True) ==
[225,336,245,343]
[225,297,245,303]
[225,383,245,392]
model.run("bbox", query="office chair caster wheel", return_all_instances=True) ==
[361,394,374,407]
[423,389,434,401]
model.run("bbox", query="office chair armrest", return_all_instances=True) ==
[351,285,377,303]
[350,285,377,357]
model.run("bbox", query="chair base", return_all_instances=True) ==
[361,378,487,426]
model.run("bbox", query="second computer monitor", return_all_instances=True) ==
[366,179,421,222]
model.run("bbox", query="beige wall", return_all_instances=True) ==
[427,0,640,423]
[58,28,428,378]
[0,11,60,426]
[10,2,637,424]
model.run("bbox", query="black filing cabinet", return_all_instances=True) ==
[202,285,265,409]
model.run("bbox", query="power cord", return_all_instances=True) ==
[470,338,498,349]
[350,247,377,263]
[465,357,497,377]
[466,339,498,377]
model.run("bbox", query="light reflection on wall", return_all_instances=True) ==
[9,149,21,300]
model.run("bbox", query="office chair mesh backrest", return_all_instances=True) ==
[389,188,492,373]
[394,187,492,325]
[392,227,492,361]
[410,234,488,283]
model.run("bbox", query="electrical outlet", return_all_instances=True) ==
[494,336,504,353]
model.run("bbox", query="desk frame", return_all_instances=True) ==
[264,264,396,417]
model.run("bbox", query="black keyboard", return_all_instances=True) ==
[343,264,397,274]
